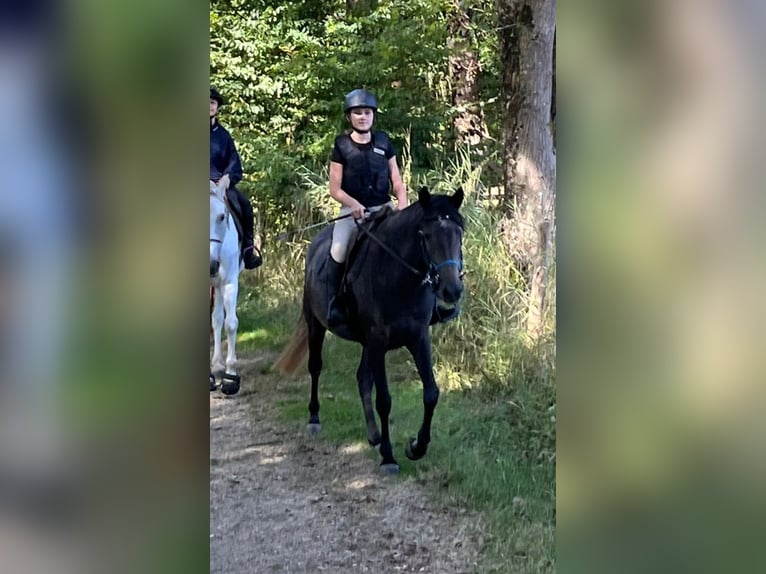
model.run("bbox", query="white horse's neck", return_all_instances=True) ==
[210,192,241,281]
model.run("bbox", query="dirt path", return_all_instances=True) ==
[210,351,483,574]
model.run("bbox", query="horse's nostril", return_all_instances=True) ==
[210,261,220,276]
[440,282,463,304]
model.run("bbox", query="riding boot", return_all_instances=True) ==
[232,189,261,269]
[326,258,345,328]
[430,303,460,325]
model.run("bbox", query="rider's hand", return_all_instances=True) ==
[219,174,231,190]
[350,201,366,220]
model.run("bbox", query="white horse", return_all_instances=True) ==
[209,181,242,395]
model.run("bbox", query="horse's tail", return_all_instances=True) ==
[273,312,309,375]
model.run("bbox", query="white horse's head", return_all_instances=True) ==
[210,182,228,278]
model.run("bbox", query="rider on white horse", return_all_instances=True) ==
[210,87,261,270]
[210,182,242,395]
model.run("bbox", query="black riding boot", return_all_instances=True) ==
[229,188,261,269]
[326,258,345,328]
[241,237,261,270]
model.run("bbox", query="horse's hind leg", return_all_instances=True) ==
[306,312,326,434]
[357,347,381,447]
[404,335,439,461]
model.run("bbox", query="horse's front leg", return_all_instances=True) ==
[404,334,439,461]
[357,347,381,448]
[368,345,398,474]
[210,283,225,378]
[220,279,240,395]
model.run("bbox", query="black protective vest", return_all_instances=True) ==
[336,131,391,207]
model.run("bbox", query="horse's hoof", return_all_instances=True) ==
[209,374,217,392]
[405,437,426,461]
[306,423,322,435]
[220,373,240,395]
[379,463,400,476]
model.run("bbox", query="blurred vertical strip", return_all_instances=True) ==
[558,0,766,572]
[0,0,209,572]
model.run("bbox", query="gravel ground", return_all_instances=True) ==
[210,352,483,574]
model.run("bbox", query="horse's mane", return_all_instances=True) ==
[210,182,225,202]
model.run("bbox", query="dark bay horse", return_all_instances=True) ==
[275,187,465,473]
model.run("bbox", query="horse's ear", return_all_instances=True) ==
[451,186,464,209]
[418,186,431,206]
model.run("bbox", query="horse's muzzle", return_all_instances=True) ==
[439,281,463,305]
[210,260,220,277]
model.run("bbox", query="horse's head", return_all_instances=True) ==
[210,184,228,277]
[417,186,465,305]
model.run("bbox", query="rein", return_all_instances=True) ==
[354,219,422,277]
[354,215,463,287]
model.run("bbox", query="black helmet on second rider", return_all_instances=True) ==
[344,89,377,114]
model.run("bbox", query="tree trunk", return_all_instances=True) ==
[448,1,486,146]
[497,0,556,339]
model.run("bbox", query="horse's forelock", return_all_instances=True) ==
[421,195,464,229]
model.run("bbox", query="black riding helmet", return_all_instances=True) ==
[210,87,225,107]
[344,89,377,113]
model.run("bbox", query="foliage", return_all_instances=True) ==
[210,0,504,227]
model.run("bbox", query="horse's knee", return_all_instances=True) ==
[308,356,322,376]
[225,316,238,334]
[423,386,440,409]
[375,391,391,416]
[358,377,373,398]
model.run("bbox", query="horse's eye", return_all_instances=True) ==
[218,214,225,223]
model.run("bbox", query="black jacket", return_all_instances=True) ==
[210,120,243,187]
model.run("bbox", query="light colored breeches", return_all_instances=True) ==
[330,202,392,263]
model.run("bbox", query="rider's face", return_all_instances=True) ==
[210,99,219,118]
[348,107,374,131]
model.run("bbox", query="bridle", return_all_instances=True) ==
[418,215,464,288]
[354,213,464,289]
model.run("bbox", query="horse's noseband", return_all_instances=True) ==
[426,259,463,284]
